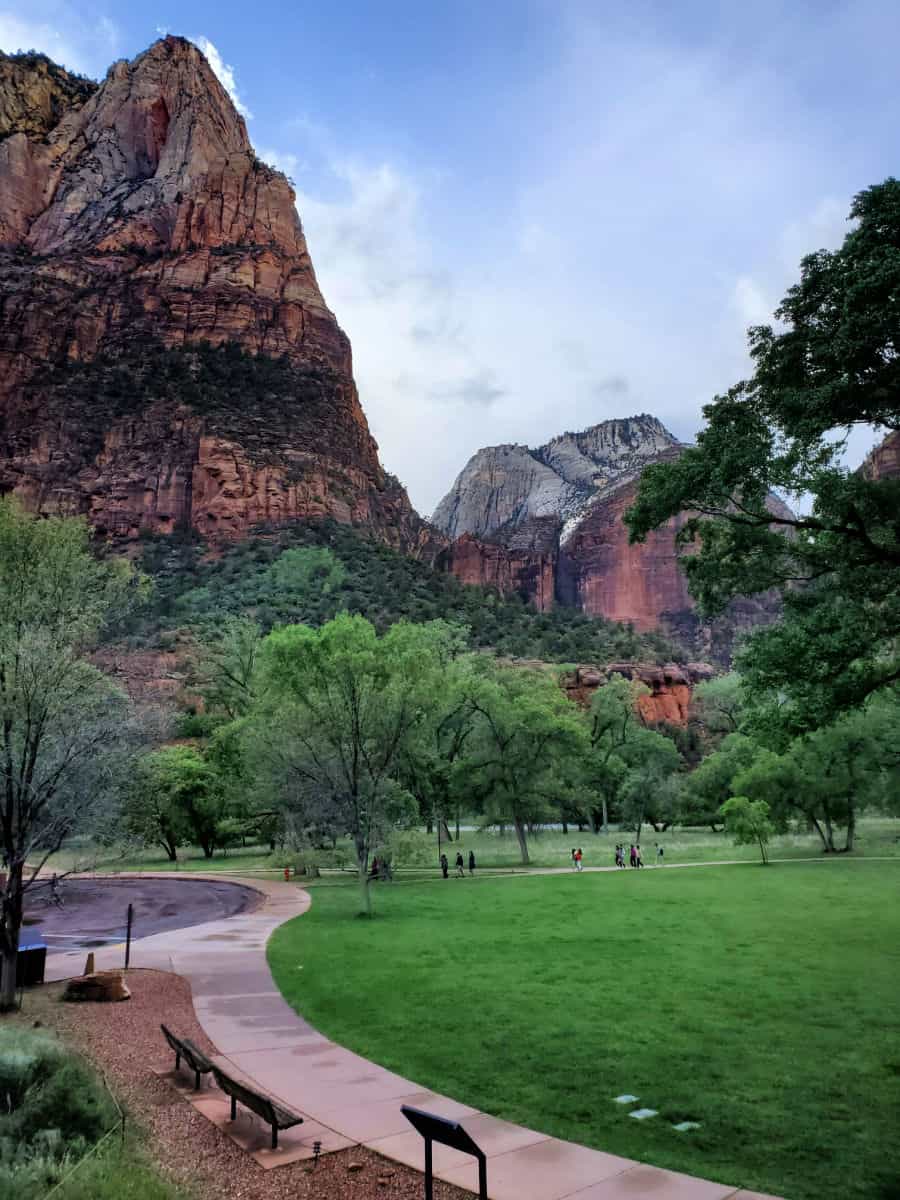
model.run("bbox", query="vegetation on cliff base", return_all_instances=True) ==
[627,178,900,731]
[26,341,353,477]
[123,520,684,664]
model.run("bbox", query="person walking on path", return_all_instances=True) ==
[468,850,476,875]
[575,848,584,872]
[656,844,664,865]
[629,844,637,868]
[571,848,578,870]
[635,844,643,868]
[440,853,449,879]
[614,845,620,868]
[455,851,465,877]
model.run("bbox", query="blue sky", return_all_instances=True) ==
[2,1,897,514]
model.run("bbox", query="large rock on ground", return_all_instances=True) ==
[63,970,131,1002]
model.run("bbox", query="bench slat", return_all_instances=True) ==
[211,1065,304,1148]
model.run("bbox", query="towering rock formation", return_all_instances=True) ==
[0,39,423,545]
[434,415,786,653]
[862,430,900,483]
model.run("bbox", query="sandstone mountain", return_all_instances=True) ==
[0,39,423,546]
[434,415,786,656]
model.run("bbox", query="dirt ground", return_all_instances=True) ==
[22,878,261,954]
[10,970,468,1200]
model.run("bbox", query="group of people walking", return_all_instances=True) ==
[615,844,644,868]
[440,850,476,878]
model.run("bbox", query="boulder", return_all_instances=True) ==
[63,970,131,1003]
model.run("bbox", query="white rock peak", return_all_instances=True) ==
[432,414,680,542]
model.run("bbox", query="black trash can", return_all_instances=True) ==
[16,937,47,987]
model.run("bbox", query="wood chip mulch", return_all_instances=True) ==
[12,969,469,1200]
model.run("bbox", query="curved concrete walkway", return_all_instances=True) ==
[43,870,783,1199]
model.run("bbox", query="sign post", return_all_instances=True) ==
[124,902,134,969]
[400,1105,488,1200]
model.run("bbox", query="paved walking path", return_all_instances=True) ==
[43,868,788,1199]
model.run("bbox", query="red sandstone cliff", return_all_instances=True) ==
[0,40,425,547]
[862,430,900,482]
[433,419,787,657]
[562,661,714,725]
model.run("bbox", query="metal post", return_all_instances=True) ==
[124,903,133,969]
[478,1153,487,1200]
[424,1136,433,1200]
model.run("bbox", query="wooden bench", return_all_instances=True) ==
[211,1064,304,1149]
[160,1023,213,1090]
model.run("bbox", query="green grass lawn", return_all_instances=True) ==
[48,817,900,878]
[268,861,900,1200]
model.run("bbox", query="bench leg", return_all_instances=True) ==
[194,1068,201,1090]
[175,1052,181,1072]
[230,1096,237,1121]
[271,1125,278,1150]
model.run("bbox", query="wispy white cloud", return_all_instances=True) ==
[0,11,111,75]
[193,35,253,120]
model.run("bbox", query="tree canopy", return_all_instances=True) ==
[0,499,139,1007]
[627,179,900,731]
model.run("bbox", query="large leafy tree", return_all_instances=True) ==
[0,499,138,1008]
[256,615,457,913]
[123,745,229,860]
[627,180,900,731]
[735,696,899,851]
[464,664,589,865]
[586,674,681,834]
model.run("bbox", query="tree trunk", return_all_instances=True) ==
[201,841,214,859]
[562,821,568,835]
[822,806,836,852]
[0,862,24,1011]
[356,846,373,917]
[426,817,434,835]
[440,819,453,843]
[602,798,609,837]
[758,836,769,865]
[513,818,530,865]
[162,837,178,862]
[844,800,856,852]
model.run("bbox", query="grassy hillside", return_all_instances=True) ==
[118,520,684,664]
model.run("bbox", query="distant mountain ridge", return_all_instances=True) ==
[434,414,790,660]
[433,414,680,543]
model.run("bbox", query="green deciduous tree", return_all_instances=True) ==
[0,499,138,1008]
[194,616,262,719]
[256,615,457,913]
[464,665,589,864]
[627,179,900,731]
[692,674,745,740]
[123,745,227,859]
[720,796,775,864]
[587,674,680,833]
[679,733,760,830]
[735,698,900,852]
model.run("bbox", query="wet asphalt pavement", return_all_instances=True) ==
[22,877,261,953]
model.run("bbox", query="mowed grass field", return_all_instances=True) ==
[49,816,900,876]
[268,862,900,1200]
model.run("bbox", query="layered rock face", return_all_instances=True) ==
[0,39,423,546]
[435,416,787,654]
[434,416,697,632]
[862,430,900,482]
[561,661,715,725]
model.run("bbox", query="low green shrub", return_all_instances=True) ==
[0,1029,117,1199]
